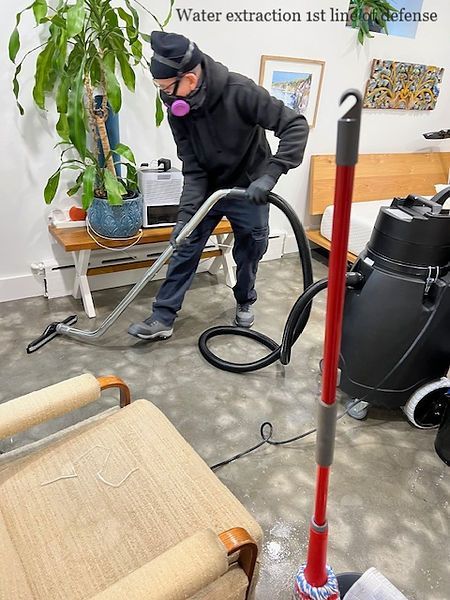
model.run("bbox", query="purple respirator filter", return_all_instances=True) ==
[170,99,191,117]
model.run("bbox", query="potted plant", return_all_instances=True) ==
[9,0,173,238]
[348,0,398,45]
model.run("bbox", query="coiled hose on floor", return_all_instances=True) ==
[198,192,362,373]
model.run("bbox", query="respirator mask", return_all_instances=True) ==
[153,42,205,117]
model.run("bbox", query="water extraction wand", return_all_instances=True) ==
[28,185,322,353]
[294,90,363,599]
[26,188,240,353]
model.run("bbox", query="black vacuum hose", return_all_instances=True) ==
[198,192,356,373]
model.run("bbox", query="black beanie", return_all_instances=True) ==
[150,31,203,79]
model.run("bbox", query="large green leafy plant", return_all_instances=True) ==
[349,0,398,44]
[9,0,173,207]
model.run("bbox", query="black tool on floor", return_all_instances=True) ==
[26,315,78,353]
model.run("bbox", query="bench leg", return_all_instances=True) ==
[209,233,236,288]
[72,250,96,318]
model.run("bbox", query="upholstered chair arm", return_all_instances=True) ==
[0,374,130,440]
[89,529,229,600]
[90,528,258,600]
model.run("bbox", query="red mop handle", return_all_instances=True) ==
[304,90,362,590]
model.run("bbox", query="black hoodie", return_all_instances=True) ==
[168,54,310,221]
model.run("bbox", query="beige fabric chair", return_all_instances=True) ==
[0,374,262,600]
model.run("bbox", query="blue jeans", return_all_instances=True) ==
[152,196,270,326]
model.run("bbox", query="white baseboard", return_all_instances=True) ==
[0,274,44,303]
[263,232,285,262]
[284,233,325,256]
[44,259,215,299]
[1,234,289,303]
[283,234,300,255]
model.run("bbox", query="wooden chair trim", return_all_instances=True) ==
[96,376,131,408]
[219,528,258,599]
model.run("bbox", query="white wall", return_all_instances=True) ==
[1,0,449,301]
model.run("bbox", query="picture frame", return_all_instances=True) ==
[363,58,445,110]
[259,55,325,128]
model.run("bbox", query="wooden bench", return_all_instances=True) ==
[307,151,450,264]
[49,220,235,318]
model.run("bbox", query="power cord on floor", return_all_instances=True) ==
[210,399,363,471]
[210,307,441,471]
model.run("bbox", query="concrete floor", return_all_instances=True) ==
[0,253,448,600]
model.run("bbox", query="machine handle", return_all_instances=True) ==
[405,195,443,214]
[158,158,172,171]
[432,186,450,206]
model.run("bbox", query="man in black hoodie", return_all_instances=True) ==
[129,32,309,340]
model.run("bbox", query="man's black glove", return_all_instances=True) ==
[246,175,277,205]
[170,220,188,248]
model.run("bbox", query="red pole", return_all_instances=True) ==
[304,165,356,587]
[321,166,356,406]
[302,90,362,595]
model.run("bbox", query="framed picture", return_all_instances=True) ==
[259,55,325,128]
[363,59,444,110]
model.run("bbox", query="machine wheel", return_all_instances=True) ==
[403,378,450,429]
[346,399,369,420]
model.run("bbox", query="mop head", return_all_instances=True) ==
[294,564,340,599]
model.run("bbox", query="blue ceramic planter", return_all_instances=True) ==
[88,194,143,239]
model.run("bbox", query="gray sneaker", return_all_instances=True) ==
[235,303,255,328]
[128,317,173,340]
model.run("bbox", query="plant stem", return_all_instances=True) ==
[84,73,100,163]
[85,72,115,176]
[129,0,163,30]
[96,114,116,176]
[15,42,47,67]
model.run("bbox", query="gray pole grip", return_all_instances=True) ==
[336,89,363,167]
[316,400,339,467]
